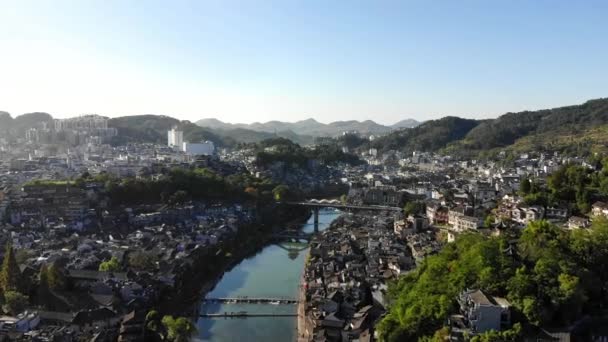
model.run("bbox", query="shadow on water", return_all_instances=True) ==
[206,266,251,298]
[197,210,341,341]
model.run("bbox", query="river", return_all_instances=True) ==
[196,209,341,341]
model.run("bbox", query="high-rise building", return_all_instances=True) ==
[167,128,183,148]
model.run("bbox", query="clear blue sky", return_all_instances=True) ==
[1,0,607,124]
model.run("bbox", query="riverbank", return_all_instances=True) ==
[296,213,394,341]
[157,203,311,318]
[297,212,343,341]
[297,249,311,342]
[197,209,342,341]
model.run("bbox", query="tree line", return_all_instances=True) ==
[377,218,608,341]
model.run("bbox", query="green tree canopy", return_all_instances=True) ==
[520,177,532,195]
[378,218,608,340]
[272,185,290,201]
[129,251,158,271]
[99,256,121,272]
[161,315,197,342]
[47,264,66,290]
[0,244,21,293]
[3,291,28,315]
[404,201,426,216]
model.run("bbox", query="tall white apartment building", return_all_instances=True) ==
[167,128,183,148]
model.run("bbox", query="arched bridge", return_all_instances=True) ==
[285,199,402,231]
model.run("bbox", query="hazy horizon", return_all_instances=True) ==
[1,1,607,125]
[1,96,605,126]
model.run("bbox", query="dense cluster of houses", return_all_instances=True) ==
[221,147,346,196]
[0,194,254,340]
[4,118,608,341]
[302,213,415,341]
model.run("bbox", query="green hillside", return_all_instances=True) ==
[371,98,608,157]
[461,98,608,150]
[371,116,480,153]
[108,115,236,147]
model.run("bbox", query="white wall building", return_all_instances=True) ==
[167,128,183,148]
[183,141,215,156]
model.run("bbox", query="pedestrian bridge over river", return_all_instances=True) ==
[203,297,298,304]
[286,200,402,231]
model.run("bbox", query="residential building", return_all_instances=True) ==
[167,128,183,148]
[426,203,448,225]
[568,216,591,230]
[183,141,215,156]
[592,201,608,219]
[450,289,510,337]
[454,215,482,232]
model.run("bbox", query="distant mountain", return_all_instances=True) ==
[0,112,54,135]
[195,117,421,137]
[211,127,314,145]
[195,118,230,130]
[391,119,421,129]
[5,97,608,157]
[13,112,54,131]
[0,112,12,133]
[107,115,236,147]
[107,115,315,146]
[0,111,311,146]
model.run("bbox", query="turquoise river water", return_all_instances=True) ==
[196,209,341,342]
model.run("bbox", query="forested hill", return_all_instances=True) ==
[3,97,607,153]
[371,116,480,153]
[107,115,237,147]
[461,98,608,150]
[0,112,54,135]
[371,98,608,156]
[108,115,317,146]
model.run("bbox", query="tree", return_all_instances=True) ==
[161,315,197,342]
[167,190,189,206]
[38,264,50,295]
[99,256,121,272]
[146,310,160,329]
[129,251,158,271]
[3,291,28,315]
[145,310,162,338]
[523,192,548,207]
[520,177,532,195]
[470,323,522,341]
[441,188,455,202]
[272,185,290,201]
[14,249,34,265]
[0,244,21,293]
[37,264,52,309]
[47,264,66,290]
[484,214,495,228]
[404,201,425,216]
[518,220,563,262]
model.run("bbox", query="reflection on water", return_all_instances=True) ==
[196,209,340,342]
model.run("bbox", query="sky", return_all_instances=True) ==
[0,0,607,125]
